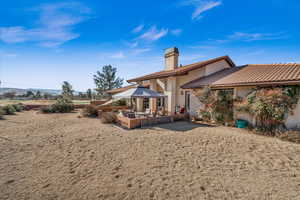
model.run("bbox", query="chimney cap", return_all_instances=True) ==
[165,47,179,55]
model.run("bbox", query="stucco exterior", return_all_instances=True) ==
[286,99,300,129]
[143,59,231,115]
[233,86,300,129]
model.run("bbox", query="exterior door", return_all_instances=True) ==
[185,91,191,111]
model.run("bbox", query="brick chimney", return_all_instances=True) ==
[164,47,179,70]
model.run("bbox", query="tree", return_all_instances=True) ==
[35,91,42,99]
[25,91,34,98]
[3,92,16,99]
[93,65,123,96]
[43,93,52,99]
[62,81,74,99]
[86,89,92,99]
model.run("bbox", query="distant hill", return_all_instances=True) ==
[0,88,80,95]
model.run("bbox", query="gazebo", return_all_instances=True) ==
[112,85,172,128]
[113,84,166,113]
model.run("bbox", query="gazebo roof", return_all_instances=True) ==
[113,85,166,99]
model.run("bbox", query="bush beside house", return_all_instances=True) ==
[81,105,99,117]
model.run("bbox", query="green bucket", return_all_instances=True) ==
[236,119,248,128]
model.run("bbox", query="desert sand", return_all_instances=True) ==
[0,111,300,200]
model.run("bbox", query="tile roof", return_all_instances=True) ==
[127,55,235,83]
[212,64,300,87]
[181,67,241,89]
[106,83,150,94]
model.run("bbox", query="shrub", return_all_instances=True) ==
[236,86,300,134]
[0,107,4,119]
[51,98,74,113]
[12,103,25,112]
[195,87,234,125]
[198,109,211,122]
[40,97,74,113]
[81,105,99,117]
[2,105,16,115]
[111,99,127,106]
[40,106,55,113]
[100,112,117,124]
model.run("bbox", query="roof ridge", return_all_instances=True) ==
[248,63,300,66]
[127,55,235,82]
[178,55,230,69]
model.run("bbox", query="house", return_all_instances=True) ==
[112,47,300,129]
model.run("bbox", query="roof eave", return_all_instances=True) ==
[212,80,300,88]
[127,55,235,83]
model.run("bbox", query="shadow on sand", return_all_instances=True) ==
[142,121,215,132]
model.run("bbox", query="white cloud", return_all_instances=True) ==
[131,48,151,55]
[181,0,222,20]
[204,31,288,45]
[171,29,182,36]
[0,2,91,47]
[138,26,168,41]
[228,32,288,41]
[125,41,139,48]
[110,52,125,59]
[132,24,144,33]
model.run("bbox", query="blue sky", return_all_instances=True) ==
[1,0,300,91]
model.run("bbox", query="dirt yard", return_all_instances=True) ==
[0,111,300,200]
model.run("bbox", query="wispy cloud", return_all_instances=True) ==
[171,29,183,36]
[228,32,288,41]
[124,41,139,48]
[131,48,151,55]
[110,51,125,59]
[181,0,222,20]
[0,2,91,47]
[138,26,168,41]
[204,31,288,46]
[132,24,144,33]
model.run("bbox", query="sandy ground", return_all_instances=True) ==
[0,111,300,200]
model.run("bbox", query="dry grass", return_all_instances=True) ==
[0,99,90,106]
[100,112,117,123]
[279,131,300,144]
[0,111,300,200]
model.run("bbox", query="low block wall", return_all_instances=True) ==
[97,105,130,112]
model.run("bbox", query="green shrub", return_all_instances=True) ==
[81,105,99,117]
[111,99,127,106]
[40,106,55,113]
[100,112,117,124]
[2,105,16,115]
[198,109,211,122]
[40,97,74,113]
[12,103,25,112]
[0,107,4,119]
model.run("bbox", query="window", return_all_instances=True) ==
[157,98,165,107]
[185,91,190,110]
[143,98,149,110]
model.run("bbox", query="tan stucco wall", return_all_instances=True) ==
[146,59,232,114]
[285,99,300,129]
[176,67,206,107]
[205,60,231,76]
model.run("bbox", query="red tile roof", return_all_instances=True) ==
[127,56,235,83]
[212,64,300,87]
[182,63,300,89]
